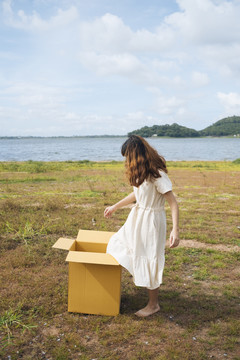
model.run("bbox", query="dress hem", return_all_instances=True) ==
[106,249,163,290]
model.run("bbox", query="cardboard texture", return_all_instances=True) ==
[53,230,121,316]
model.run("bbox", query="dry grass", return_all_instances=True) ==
[0,160,239,360]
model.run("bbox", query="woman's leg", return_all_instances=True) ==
[135,287,160,317]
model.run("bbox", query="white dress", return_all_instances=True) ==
[107,171,172,290]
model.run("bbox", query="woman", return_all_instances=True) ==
[104,135,179,317]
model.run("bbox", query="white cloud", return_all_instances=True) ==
[162,0,240,79]
[0,81,68,136]
[155,94,185,115]
[2,0,12,16]
[79,14,132,54]
[147,87,186,117]
[79,52,182,87]
[4,0,240,81]
[124,112,158,129]
[2,0,78,30]
[77,13,178,85]
[76,2,240,85]
[200,44,240,78]
[192,71,209,86]
[79,13,174,54]
[167,0,240,44]
[151,59,179,72]
[2,82,65,108]
[0,80,142,135]
[217,92,240,114]
[79,52,144,77]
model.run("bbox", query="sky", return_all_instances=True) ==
[0,0,240,136]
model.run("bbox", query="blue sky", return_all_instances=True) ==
[1,0,240,136]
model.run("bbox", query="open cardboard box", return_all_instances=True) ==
[53,229,121,316]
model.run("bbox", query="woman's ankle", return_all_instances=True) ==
[145,302,160,309]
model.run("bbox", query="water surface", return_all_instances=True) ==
[0,137,239,161]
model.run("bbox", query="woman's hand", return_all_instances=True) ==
[104,205,116,218]
[169,229,180,248]
[104,192,136,219]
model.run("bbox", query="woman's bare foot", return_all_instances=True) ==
[135,304,160,317]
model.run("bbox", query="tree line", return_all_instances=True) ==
[128,116,240,138]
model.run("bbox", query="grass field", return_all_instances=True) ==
[0,160,239,360]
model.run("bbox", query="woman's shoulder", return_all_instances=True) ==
[154,170,172,194]
[158,169,170,178]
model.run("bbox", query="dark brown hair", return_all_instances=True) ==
[121,135,167,187]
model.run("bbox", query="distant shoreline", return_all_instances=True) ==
[0,135,239,139]
[0,135,126,139]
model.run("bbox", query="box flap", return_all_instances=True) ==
[52,238,76,250]
[76,229,115,244]
[66,251,119,266]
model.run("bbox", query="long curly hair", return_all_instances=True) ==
[121,135,167,187]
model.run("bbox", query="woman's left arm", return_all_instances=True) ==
[164,191,180,248]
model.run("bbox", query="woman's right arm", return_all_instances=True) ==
[104,192,136,218]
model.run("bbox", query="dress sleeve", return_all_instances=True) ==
[154,171,172,194]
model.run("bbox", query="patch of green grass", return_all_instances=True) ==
[168,160,240,171]
[193,267,209,280]
[51,345,72,360]
[0,177,56,184]
[0,160,124,173]
[0,306,36,347]
[72,190,103,198]
[210,275,221,281]
[232,158,240,164]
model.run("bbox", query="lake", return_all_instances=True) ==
[0,137,239,161]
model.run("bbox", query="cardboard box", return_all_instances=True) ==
[53,229,121,316]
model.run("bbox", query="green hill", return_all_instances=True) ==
[128,116,240,138]
[199,116,240,136]
[128,123,199,137]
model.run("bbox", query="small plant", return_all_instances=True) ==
[16,221,37,248]
[86,177,95,192]
[0,307,36,346]
[4,220,47,248]
[5,221,15,233]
